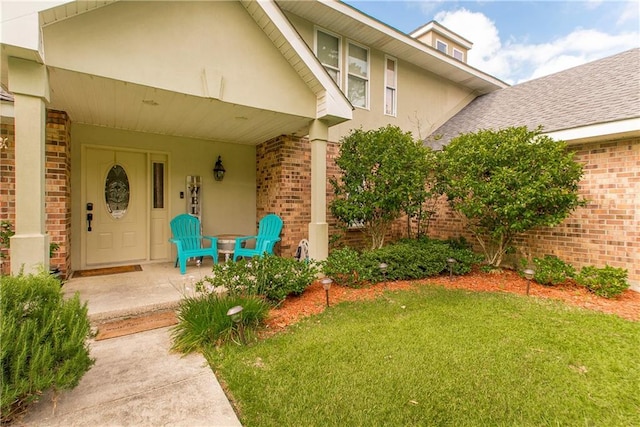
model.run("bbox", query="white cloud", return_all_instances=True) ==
[433,8,639,84]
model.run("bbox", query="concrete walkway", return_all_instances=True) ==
[16,262,242,427]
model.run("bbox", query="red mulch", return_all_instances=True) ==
[263,270,639,335]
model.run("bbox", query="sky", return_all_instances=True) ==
[343,0,640,84]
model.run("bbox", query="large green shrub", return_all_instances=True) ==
[576,265,629,298]
[1,273,94,423]
[330,125,437,249]
[523,255,575,286]
[198,255,318,306]
[172,294,270,353]
[437,126,585,267]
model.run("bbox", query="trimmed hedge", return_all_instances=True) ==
[323,237,483,288]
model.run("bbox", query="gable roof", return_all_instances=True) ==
[430,48,640,147]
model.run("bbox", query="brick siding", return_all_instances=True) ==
[426,137,639,286]
[0,110,71,278]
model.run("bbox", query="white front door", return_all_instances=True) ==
[84,147,148,266]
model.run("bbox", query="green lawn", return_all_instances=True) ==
[206,285,640,427]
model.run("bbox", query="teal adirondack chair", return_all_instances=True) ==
[169,214,218,274]
[233,214,283,261]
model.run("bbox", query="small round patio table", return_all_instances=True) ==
[216,234,242,262]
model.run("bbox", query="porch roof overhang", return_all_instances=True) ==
[2,0,353,146]
[277,0,509,95]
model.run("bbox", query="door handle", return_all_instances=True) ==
[86,202,94,232]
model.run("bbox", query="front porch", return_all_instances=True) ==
[63,260,214,324]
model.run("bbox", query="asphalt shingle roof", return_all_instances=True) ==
[429,48,640,148]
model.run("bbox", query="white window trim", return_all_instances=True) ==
[435,39,448,54]
[347,39,370,110]
[452,48,464,61]
[314,27,342,88]
[384,55,397,117]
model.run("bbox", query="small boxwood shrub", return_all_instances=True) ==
[526,255,575,286]
[198,255,318,306]
[172,294,269,353]
[576,265,629,298]
[1,273,94,423]
[323,238,483,287]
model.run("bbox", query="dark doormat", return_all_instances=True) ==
[72,264,142,278]
[95,310,178,341]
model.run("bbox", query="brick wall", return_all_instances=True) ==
[0,110,72,278]
[254,134,639,288]
[0,121,15,275]
[427,137,640,287]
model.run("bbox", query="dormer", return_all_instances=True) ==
[410,21,472,63]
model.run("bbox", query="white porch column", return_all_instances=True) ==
[308,119,329,261]
[8,57,50,275]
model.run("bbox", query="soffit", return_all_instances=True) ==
[47,67,312,145]
[276,0,508,94]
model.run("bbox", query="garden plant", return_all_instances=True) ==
[330,125,437,249]
[437,126,585,267]
[0,273,94,423]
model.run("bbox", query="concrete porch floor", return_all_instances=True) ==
[63,259,215,323]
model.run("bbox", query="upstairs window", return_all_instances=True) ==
[347,41,369,109]
[316,29,341,86]
[384,56,397,116]
[453,48,464,61]
[436,40,448,54]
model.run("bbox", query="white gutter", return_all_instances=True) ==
[545,117,640,145]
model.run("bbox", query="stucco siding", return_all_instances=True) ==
[42,1,316,117]
[284,11,475,142]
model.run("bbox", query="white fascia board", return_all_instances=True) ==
[545,117,640,144]
[0,1,68,51]
[254,0,352,122]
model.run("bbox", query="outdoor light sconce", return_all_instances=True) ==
[523,269,535,296]
[226,305,246,344]
[321,277,333,307]
[213,156,226,181]
[446,258,457,281]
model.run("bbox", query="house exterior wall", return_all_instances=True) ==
[70,124,256,269]
[1,110,71,278]
[284,12,476,143]
[425,137,640,288]
[42,1,316,117]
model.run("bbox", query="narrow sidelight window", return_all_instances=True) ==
[153,162,164,209]
[384,56,397,116]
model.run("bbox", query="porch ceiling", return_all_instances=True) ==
[47,67,313,145]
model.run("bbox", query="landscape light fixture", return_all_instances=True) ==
[321,277,333,307]
[446,258,457,281]
[523,269,535,296]
[213,156,226,181]
[379,262,388,283]
[226,305,246,344]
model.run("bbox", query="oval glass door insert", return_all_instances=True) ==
[105,164,130,219]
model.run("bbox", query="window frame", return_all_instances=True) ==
[384,55,397,117]
[436,39,448,54]
[452,48,464,61]
[346,39,370,110]
[314,27,342,88]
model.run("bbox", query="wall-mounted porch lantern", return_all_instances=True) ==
[213,156,226,181]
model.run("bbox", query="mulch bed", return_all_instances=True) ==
[263,269,639,335]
